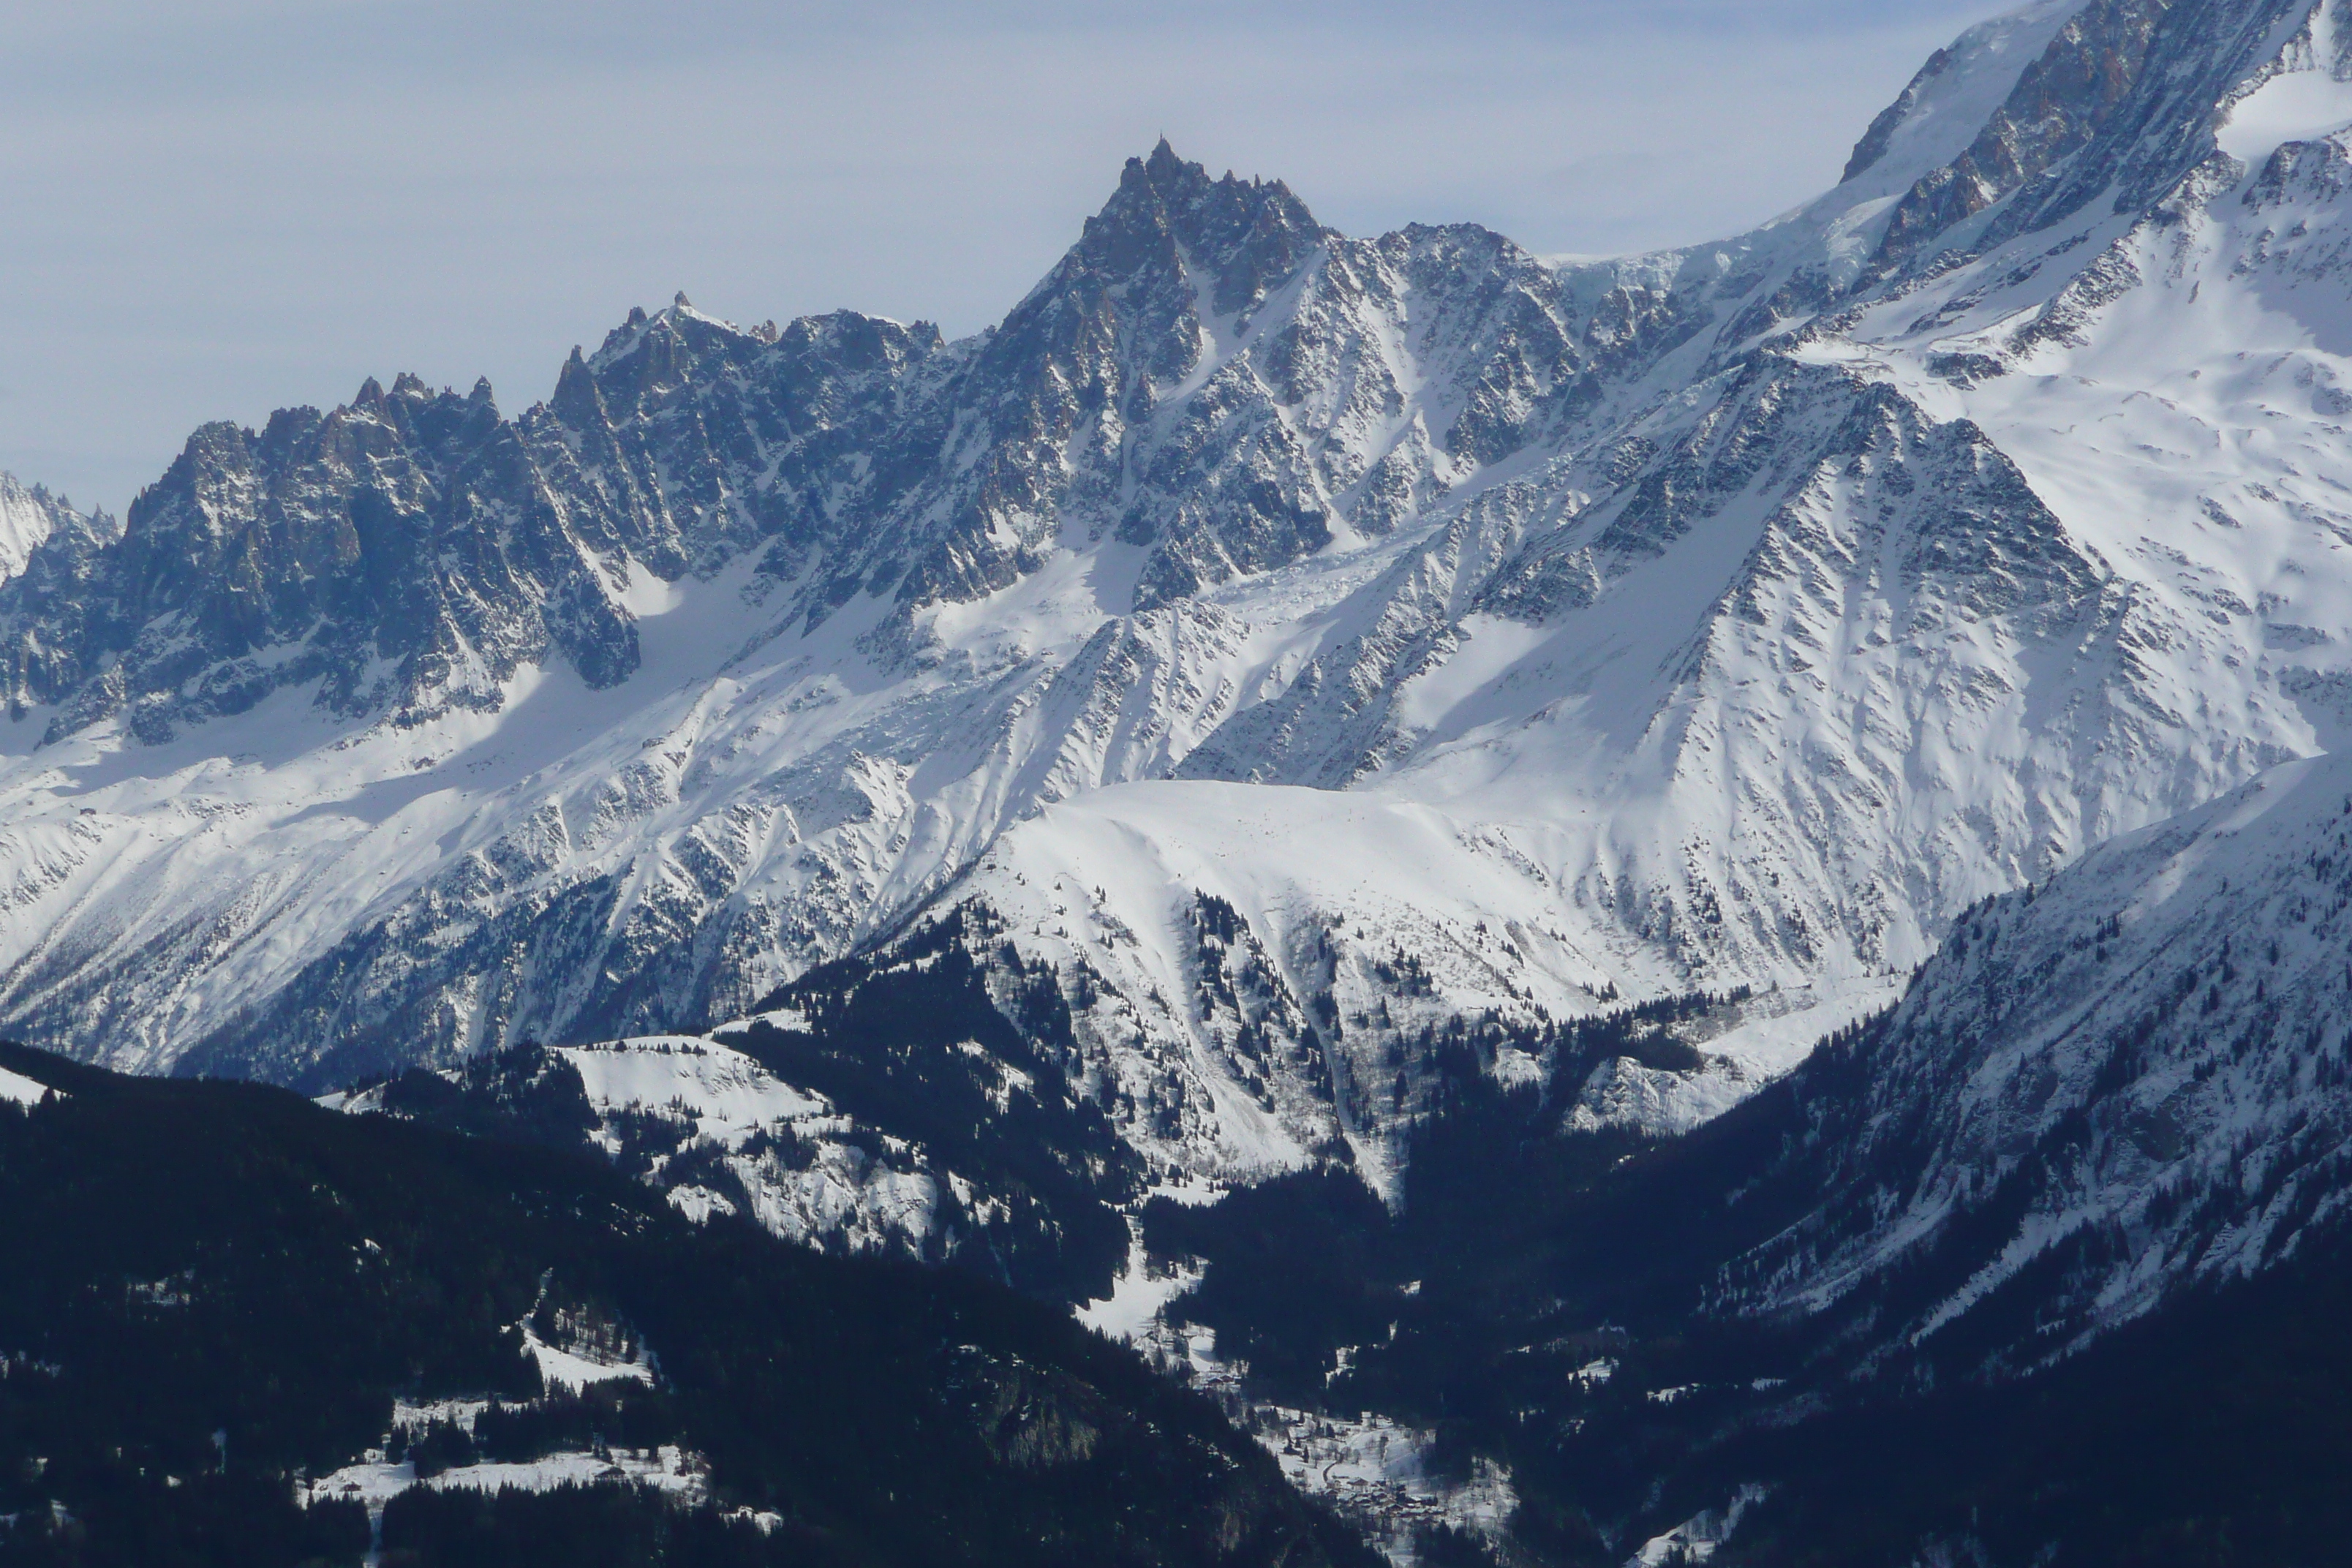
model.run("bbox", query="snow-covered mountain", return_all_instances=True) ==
[0,473,97,589]
[6,0,2352,1206]
[1722,746,2352,1365]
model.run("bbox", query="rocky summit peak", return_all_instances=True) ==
[1859,0,2312,274]
[1108,138,1314,230]
[550,343,604,427]
[1840,0,2095,191]
[1140,135,1190,182]
[1080,140,1322,320]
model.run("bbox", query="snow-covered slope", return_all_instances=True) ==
[555,1037,951,1259]
[1728,747,2352,1365]
[1839,0,2097,200]
[334,1030,953,1250]
[2,0,2351,1199]
[0,1060,54,1105]
[0,475,68,587]
[0,472,102,589]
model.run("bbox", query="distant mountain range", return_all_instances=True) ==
[0,0,2324,1118]
[14,1,2352,1562]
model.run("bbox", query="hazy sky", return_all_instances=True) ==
[0,0,2024,516]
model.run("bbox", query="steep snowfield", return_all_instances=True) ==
[0,0,2349,1199]
[1838,0,2095,201]
[0,475,67,585]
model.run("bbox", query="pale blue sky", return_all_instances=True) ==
[0,0,2022,515]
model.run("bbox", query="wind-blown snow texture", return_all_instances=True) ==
[8,0,2352,1202]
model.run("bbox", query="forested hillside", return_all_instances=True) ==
[0,1044,1371,1568]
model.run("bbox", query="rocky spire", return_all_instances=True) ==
[1083,138,1324,316]
[550,345,606,430]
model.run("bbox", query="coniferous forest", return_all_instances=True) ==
[0,1043,1372,1568]
[12,990,2352,1567]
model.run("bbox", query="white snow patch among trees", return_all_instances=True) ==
[0,1066,55,1105]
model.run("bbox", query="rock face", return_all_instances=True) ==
[2,3,2352,1199]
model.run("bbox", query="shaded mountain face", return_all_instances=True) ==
[1,2,2351,1208]
[1717,750,2352,1361]
[1129,1058,2352,1567]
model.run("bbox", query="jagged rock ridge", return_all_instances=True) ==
[0,3,2347,1209]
